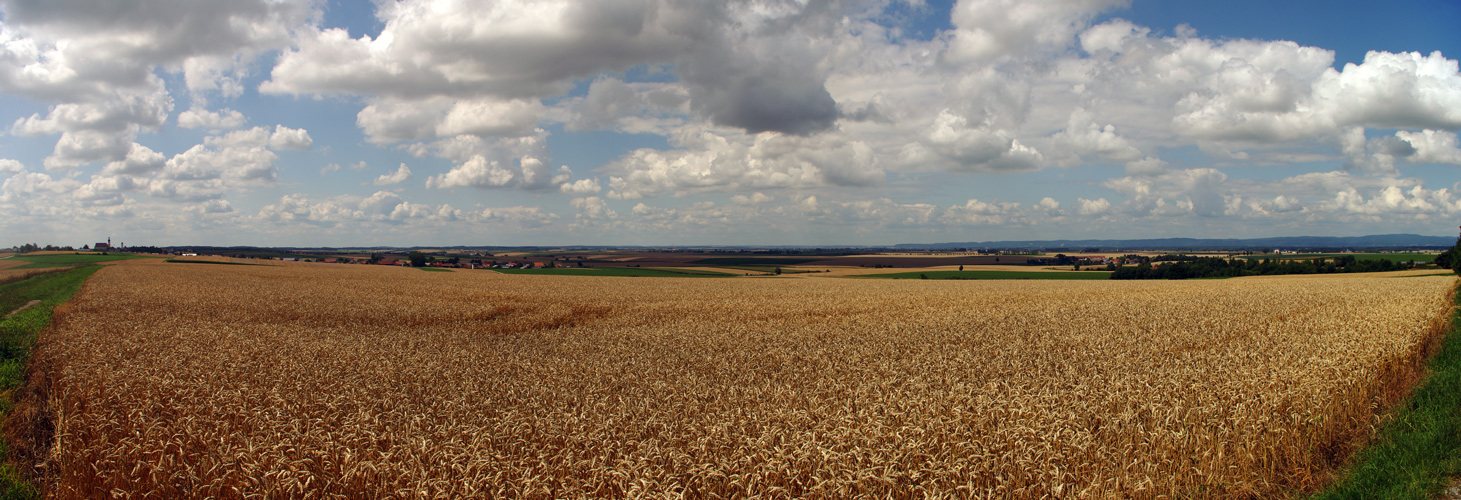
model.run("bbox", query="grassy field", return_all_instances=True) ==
[30,260,1454,498]
[7,253,156,269]
[494,267,734,277]
[855,270,1112,280]
[0,266,103,499]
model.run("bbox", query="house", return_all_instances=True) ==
[378,258,397,266]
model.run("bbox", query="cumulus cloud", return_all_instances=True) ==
[265,1,849,137]
[1037,197,1063,217]
[425,155,562,190]
[100,143,166,176]
[1104,168,1231,217]
[177,107,247,130]
[604,126,884,199]
[1396,129,1461,165]
[730,192,774,205]
[161,143,279,187]
[0,0,315,100]
[945,0,1128,65]
[195,199,234,214]
[373,163,413,186]
[204,125,312,150]
[571,196,617,222]
[356,96,544,143]
[9,81,173,170]
[268,125,313,150]
[0,159,24,176]
[0,0,315,186]
[1078,197,1111,216]
[5,1,1461,242]
[559,178,601,195]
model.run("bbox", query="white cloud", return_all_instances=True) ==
[945,0,1128,65]
[9,81,173,170]
[1396,129,1461,165]
[559,178,601,195]
[941,199,1024,225]
[570,196,617,226]
[262,1,685,99]
[100,143,166,176]
[0,159,24,176]
[426,155,549,190]
[269,125,313,150]
[177,107,247,130]
[1037,197,1063,217]
[1104,168,1231,217]
[3,1,1461,243]
[202,125,312,151]
[1078,197,1111,216]
[357,96,543,143]
[162,143,279,184]
[0,0,314,185]
[373,164,413,186]
[730,192,774,205]
[195,199,234,214]
[605,127,884,199]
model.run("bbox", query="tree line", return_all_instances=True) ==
[1110,255,1418,280]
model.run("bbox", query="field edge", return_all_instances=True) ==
[0,266,104,500]
[1309,279,1461,499]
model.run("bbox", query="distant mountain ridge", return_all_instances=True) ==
[894,234,1456,250]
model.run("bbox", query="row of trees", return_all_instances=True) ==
[1111,256,1416,280]
[9,243,75,253]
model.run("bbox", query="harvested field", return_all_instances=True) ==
[38,260,1455,498]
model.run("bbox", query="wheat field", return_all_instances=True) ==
[34,259,1455,498]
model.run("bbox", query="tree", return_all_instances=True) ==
[1439,231,1461,275]
[958,265,964,271]
[408,251,426,267]
[774,267,782,275]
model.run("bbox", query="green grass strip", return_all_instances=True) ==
[10,253,155,269]
[0,265,102,499]
[1394,272,1457,279]
[853,270,1112,280]
[417,267,453,272]
[1309,281,1461,499]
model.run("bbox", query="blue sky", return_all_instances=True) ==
[2,0,1460,247]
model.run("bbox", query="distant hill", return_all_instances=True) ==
[894,234,1456,251]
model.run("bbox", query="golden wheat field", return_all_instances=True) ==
[33,259,1455,498]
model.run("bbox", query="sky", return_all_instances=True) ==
[2,0,1460,247]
